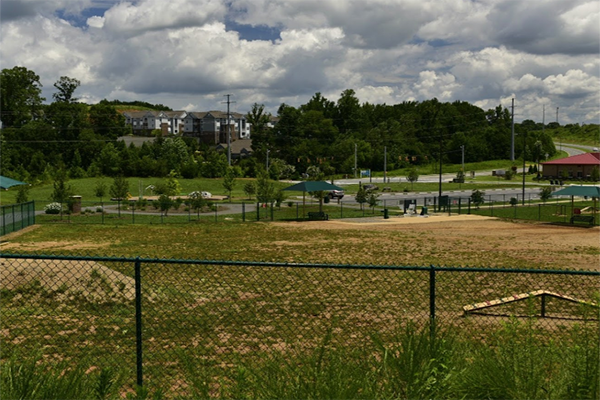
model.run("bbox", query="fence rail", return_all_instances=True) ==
[1,253,598,394]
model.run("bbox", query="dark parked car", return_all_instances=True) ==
[328,190,344,199]
[362,184,379,192]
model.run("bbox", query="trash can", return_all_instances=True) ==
[383,208,389,219]
[421,206,428,216]
[324,196,330,204]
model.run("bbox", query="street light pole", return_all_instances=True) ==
[266,148,270,172]
[522,131,526,205]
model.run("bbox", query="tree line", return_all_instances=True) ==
[1,66,569,185]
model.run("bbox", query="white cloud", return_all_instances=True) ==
[0,0,598,124]
[100,0,227,37]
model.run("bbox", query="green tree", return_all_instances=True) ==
[222,168,236,202]
[406,167,419,189]
[243,182,256,200]
[15,185,29,204]
[188,191,208,218]
[52,76,80,103]
[0,66,45,127]
[50,168,74,216]
[367,192,380,213]
[157,194,174,216]
[109,176,130,216]
[94,180,107,201]
[471,189,485,209]
[89,101,128,140]
[256,167,275,204]
[539,187,552,203]
[355,186,368,210]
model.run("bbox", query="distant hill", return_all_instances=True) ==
[99,99,173,112]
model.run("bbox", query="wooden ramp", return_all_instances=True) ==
[463,289,599,317]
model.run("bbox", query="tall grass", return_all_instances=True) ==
[3,320,598,399]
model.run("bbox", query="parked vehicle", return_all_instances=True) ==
[328,190,344,199]
[362,184,379,192]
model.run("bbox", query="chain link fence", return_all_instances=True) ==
[2,253,598,395]
[0,201,36,235]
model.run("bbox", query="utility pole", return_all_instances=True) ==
[542,105,545,135]
[222,94,235,166]
[438,131,443,212]
[266,148,270,172]
[556,107,560,152]
[522,129,526,205]
[384,146,387,184]
[354,143,357,178]
[510,98,515,162]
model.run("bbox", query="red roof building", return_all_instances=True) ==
[541,152,600,179]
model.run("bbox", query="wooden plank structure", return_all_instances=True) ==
[463,289,599,317]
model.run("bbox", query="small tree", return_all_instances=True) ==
[274,190,287,208]
[51,169,74,216]
[157,194,174,216]
[94,180,107,202]
[539,187,552,203]
[256,168,275,204]
[222,167,236,202]
[470,189,485,209]
[188,191,207,218]
[367,193,380,214]
[243,182,256,200]
[355,186,368,210]
[406,167,419,190]
[110,176,130,217]
[15,185,29,204]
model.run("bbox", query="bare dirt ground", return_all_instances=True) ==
[271,214,600,270]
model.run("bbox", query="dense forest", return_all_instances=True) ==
[2,65,588,184]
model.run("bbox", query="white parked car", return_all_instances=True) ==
[201,191,212,199]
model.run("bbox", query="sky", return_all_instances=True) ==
[1,0,599,124]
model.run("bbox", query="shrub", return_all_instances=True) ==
[44,202,63,214]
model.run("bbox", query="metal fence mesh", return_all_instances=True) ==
[1,254,598,394]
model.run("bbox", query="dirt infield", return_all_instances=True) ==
[271,215,600,271]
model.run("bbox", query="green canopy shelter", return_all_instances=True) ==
[282,181,344,219]
[551,185,600,223]
[0,176,27,190]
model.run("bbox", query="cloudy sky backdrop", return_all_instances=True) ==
[1,0,598,123]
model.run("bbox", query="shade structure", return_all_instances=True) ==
[551,185,599,224]
[551,185,600,198]
[282,181,344,219]
[0,176,27,190]
[282,181,344,193]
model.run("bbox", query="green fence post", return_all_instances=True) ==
[257,202,260,221]
[101,201,105,224]
[12,204,16,233]
[32,200,36,226]
[468,198,471,215]
[134,257,143,388]
[429,265,436,339]
[242,202,246,222]
[21,202,24,230]
[538,204,541,221]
